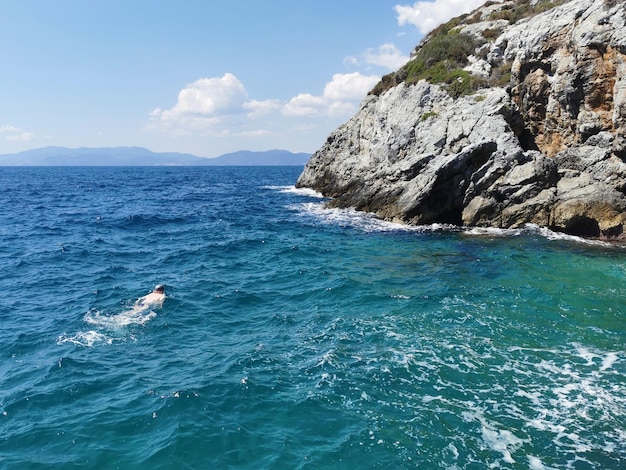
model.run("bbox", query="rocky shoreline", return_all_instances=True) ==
[297,0,626,238]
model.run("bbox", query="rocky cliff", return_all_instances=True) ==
[296,0,626,237]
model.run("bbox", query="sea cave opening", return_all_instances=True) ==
[562,216,601,238]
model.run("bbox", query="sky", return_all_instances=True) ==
[0,0,490,158]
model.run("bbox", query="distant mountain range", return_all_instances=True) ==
[0,147,311,166]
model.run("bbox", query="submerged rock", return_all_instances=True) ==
[297,0,626,238]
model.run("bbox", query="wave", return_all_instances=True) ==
[288,200,626,248]
[263,185,325,198]
[465,223,626,249]
[289,201,458,234]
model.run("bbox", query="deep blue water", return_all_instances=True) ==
[0,166,624,469]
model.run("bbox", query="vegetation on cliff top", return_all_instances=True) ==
[369,0,570,98]
[484,0,570,23]
[369,26,486,99]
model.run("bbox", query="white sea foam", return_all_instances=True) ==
[464,223,625,248]
[316,350,337,368]
[58,304,158,348]
[463,226,525,238]
[57,330,113,347]
[570,343,620,371]
[528,455,555,470]
[289,199,626,248]
[601,352,619,371]
[413,339,626,465]
[288,202,455,234]
[390,294,411,300]
[512,345,626,457]
[85,307,156,328]
[316,372,336,388]
[481,425,524,464]
[264,185,325,198]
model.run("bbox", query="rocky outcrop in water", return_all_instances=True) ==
[296,0,626,237]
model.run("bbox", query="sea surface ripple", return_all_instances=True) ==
[0,166,624,469]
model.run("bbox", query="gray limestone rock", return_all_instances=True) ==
[297,0,626,238]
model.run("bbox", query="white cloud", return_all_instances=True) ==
[364,43,410,69]
[149,71,380,141]
[6,132,34,142]
[243,99,282,118]
[346,43,410,71]
[215,129,273,138]
[323,73,378,101]
[395,0,499,34]
[151,73,248,125]
[283,72,380,118]
[283,93,326,117]
[1,125,34,142]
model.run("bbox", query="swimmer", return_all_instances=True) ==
[134,284,166,309]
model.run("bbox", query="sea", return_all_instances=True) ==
[0,166,624,469]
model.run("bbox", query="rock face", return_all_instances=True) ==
[296,0,626,237]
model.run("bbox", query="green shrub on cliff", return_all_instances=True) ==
[404,31,478,84]
[488,0,569,23]
[368,0,571,98]
[401,30,484,98]
[369,23,482,98]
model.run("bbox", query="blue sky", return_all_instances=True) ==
[0,0,488,158]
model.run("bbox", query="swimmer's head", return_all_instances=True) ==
[154,284,165,293]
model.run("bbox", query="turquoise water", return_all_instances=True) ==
[0,166,624,469]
